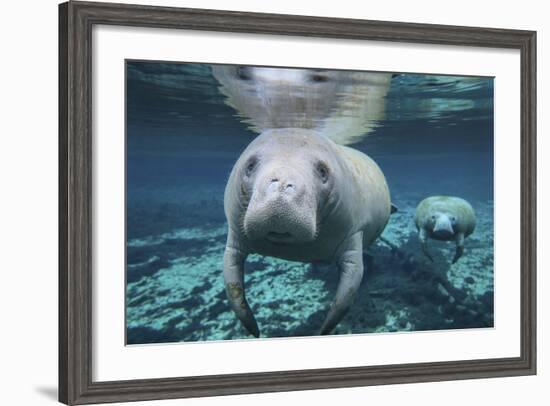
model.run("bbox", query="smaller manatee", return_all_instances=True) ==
[414,196,476,263]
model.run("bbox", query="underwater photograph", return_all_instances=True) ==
[126,61,494,344]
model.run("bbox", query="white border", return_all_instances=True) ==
[93,25,520,381]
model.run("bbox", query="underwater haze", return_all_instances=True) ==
[126,61,494,344]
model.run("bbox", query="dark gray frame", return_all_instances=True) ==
[59,1,537,404]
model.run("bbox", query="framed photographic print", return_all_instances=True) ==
[59,1,536,404]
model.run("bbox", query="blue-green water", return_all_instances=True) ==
[126,62,494,344]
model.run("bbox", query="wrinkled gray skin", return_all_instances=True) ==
[224,128,391,337]
[414,196,476,264]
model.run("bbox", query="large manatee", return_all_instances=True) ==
[223,128,391,337]
[212,65,391,145]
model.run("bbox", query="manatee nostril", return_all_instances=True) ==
[286,183,294,189]
[270,178,279,183]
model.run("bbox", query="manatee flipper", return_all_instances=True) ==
[419,228,433,262]
[391,203,398,214]
[452,233,465,264]
[223,230,259,337]
[320,232,364,335]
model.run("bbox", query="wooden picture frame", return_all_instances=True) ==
[59,1,536,404]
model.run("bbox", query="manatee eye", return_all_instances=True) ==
[245,156,258,177]
[236,66,253,81]
[310,73,329,83]
[431,215,436,220]
[316,161,330,183]
[451,216,457,223]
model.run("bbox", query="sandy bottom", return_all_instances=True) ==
[126,187,494,344]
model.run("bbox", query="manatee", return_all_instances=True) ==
[414,196,476,263]
[223,128,392,337]
[211,65,391,145]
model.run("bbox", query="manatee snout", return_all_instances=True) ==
[244,167,317,243]
[432,213,456,239]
